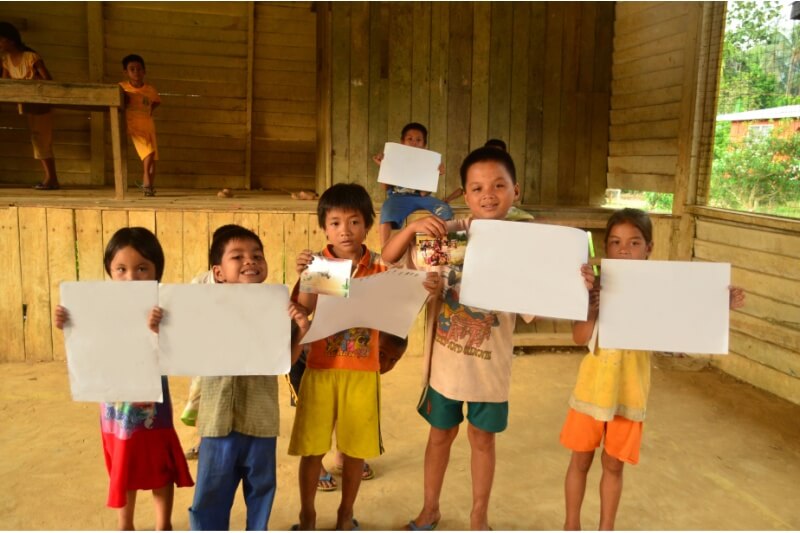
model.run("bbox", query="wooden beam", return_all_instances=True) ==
[0,80,122,107]
[87,3,105,186]
[315,1,332,192]
[245,1,255,190]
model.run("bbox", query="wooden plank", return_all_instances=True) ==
[609,119,680,140]
[0,80,123,107]
[330,4,351,183]
[609,139,679,156]
[74,209,105,281]
[611,66,684,95]
[690,206,800,235]
[245,1,255,190]
[607,155,678,175]
[571,92,591,204]
[182,212,209,282]
[523,2,546,204]
[46,208,77,361]
[614,32,687,65]
[308,213,328,252]
[589,92,611,206]
[728,293,800,332]
[388,3,413,140]
[316,1,332,193]
[348,2,370,200]
[509,2,530,190]
[87,2,105,186]
[606,172,674,193]
[488,2,513,144]
[445,3,473,197]
[610,103,681,125]
[0,208,25,362]
[127,210,156,233]
[729,266,800,307]
[259,212,287,285]
[109,108,126,200]
[611,85,683,110]
[695,241,800,281]
[429,3,449,199]
[695,219,800,259]
[469,2,491,152]
[613,49,684,80]
[156,211,184,283]
[284,213,309,289]
[104,4,248,31]
[730,311,800,354]
[728,331,800,379]
[613,11,688,52]
[513,332,576,347]
[101,210,129,251]
[411,2,432,127]
[540,2,564,204]
[233,212,260,234]
[208,212,237,246]
[711,352,800,406]
[614,2,689,37]
[19,207,53,361]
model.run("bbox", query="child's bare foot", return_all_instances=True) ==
[291,190,318,200]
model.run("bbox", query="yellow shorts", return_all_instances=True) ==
[559,408,643,465]
[27,112,53,160]
[288,368,383,459]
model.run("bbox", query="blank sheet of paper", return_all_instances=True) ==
[158,284,291,376]
[598,259,731,354]
[377,142,442,192]
[303,269,430,343]
[459,220,589,320]
[61,281,162,402]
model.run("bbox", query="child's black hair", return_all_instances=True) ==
[459,146,517,188]
[0,22,34,52]
[379,332,408,352]
[208,224,263,267]
[316,183,375,230]
[484,138,507,152]
[103,227,165,281]
[605,208,653,245]
[122,54,146,70]
[401,122,428,145]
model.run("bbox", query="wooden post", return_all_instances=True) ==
[316,1,333,193]
[245,1,255,190]
[110,103,126,200]
[87,3,105,186]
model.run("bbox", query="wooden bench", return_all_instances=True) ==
[0,80,129,199]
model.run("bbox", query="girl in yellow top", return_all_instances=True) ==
[120,54,160,197]
[560,208,745,530]
[0,22,60,190]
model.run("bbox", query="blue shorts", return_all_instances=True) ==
[380,190,454,228]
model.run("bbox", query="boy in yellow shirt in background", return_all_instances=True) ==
[120,54,160,197]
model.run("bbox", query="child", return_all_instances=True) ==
[0,22,59,190]
[120,54,160,197]
[561,208,746,530]
[54,227,193,530]
[374,122,454,245]
[189,224,309,531]
[289,183,437,529]
[382,147,593,531]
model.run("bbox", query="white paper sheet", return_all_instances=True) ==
[61,281,162,402]
[598,259,731,354]
[377,142,442,192]
[158,283,292,376]
[302,269,430,343]
[458,220,589,320]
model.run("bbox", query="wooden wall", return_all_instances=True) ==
[327,1,614,206]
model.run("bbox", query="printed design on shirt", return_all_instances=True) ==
[325,327,372,359]
[435,288,499,360]
[100,402,158,440]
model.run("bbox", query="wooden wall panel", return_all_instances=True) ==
[0,208,25,362]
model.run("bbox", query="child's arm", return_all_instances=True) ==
[288,301,310,364]
[572,264,599,345]
[381,215,448,264]
[32,59,53,81]
[422,271,443,300]
[150,101,160,114]
[148,306,163,334]
[1,66,10,79]
[294,249,319,313]
[729,285,745,309]
[54,305,69,330]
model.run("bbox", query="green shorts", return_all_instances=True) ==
[417,385,508,433]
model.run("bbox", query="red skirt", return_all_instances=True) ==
[102,427,194,508]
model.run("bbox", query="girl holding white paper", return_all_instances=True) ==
[561,208,745,530]
[55,227,193,530]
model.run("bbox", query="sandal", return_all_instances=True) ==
[333,462,375,480]
[33,182,60,190]
[143,186,156,197]
[184,445,199,461]
[317,471,337,492]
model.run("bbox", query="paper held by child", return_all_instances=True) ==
[598,259,731,354]
[415,231,468,271]
[61,281,162,403]
[300,255,352,297]
[377,142,442,192]
[459,220,589,320]
[157,283,292,376]
[302,269,430,343]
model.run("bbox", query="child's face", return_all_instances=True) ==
[109,246,158,281]
[124,61,145,86]
[605,222,652,260]
[323,208,368,259]
[401,129,426,148]
[463,161,519,220]
[379,340,406,374]
[213,238,268,284]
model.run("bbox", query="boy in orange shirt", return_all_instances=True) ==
[120,54,160,197]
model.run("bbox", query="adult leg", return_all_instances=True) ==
[241,436,277,530]
[297,454,325,530]
[118,490,137,530]
[409,425,459,529]
[466,423,495,531]
[336,453,365,530]
[152,484,175,531]
[188,435,241,531]
[598,450,624,530]
[564,450,595,530]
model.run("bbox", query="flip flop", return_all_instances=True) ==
[407,520,438,531]
[33,182,59,190]
[317,471,337,492]
[333,462,375,480]
[349,518,360,531]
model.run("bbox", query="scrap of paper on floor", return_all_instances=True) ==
[61,281,162,402]
[158,283,292,376]
[459,220,589,321]
[377,142,442,192]
[302,269,430,343]
[598,259,731,354]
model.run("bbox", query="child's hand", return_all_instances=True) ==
[54,305,70,330]
[423,271,442,298]
[580,264,596,291]
[296,249,315,276]
[288,301,311,335]
[148,306,164,334]
[729,285,745,309]
[438,162,445,176]
[409,215,448,239]
[372,153,384,166]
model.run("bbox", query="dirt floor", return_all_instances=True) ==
[1,351,799,531]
